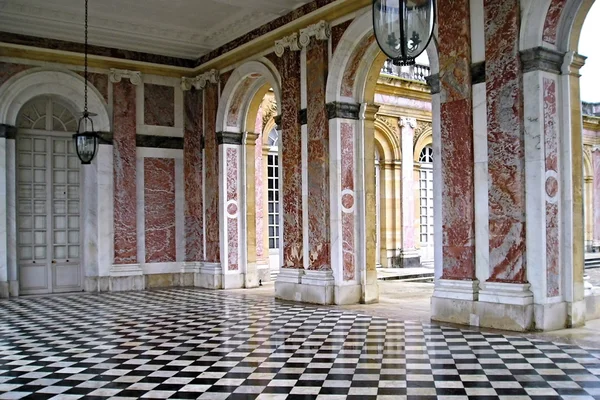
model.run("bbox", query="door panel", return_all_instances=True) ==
[17,134,82,294]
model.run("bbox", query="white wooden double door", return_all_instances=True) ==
[17,133,83,295]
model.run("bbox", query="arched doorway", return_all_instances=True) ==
[16,96,83,294]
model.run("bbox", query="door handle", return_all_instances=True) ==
[51,260,56,264]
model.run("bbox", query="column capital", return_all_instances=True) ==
[243,132,260,145]
[181,69,220,91]
[274,32,301,57]
[217,131,243,145]
[399,117,417,129]
[360,103,380,122]
[299,20,331,47]
[562,51,587,77]
[109,68,142,85]
[520,47,564,75]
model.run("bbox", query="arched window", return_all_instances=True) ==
[419,145,433,163]
[18,96,78,132]
[418,145,434,261]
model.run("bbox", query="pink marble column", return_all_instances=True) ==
[485,0,527,283]
[306,39,330,270]
[437,0,476,280]
[399,118,418,258]
[113,80,138,265]
[594,147,600,249]
[144,158,176,263]
[204,83,220,263]
[184,90,204,263]
[281,50,303,268]
[254,109,266,264]
[225,147,240,271]
[341,122,356,281]
[543,78,560,296]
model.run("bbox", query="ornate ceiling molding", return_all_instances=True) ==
[109,68,142,85]
[181,70,220,91]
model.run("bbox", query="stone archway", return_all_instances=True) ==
[214,59,282,289]
[0,67,111,298]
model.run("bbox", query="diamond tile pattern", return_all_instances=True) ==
[1,288,600,399]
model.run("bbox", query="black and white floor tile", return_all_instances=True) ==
[1,288,600,399]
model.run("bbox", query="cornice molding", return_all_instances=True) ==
[299,20,331,47]
[583,116,600,132]
[109,68,142,85]
[181,69,220,91]
[376,77,431,102]
[521,47,565,75]
[327,101,361,120]
[217,131,243,145]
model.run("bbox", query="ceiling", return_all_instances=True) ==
[0,0,312,59]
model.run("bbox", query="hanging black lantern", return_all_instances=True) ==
[73,0,100,165]
[373,0,436,66]
[73,113,98,164]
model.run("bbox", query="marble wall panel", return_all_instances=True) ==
[485,0,527,283]
[341,34,376,97]
[0,63,30,88]
[77,72,109,103]
[341,122,355,281]
[544,78,560,297]
[227,77,256,127]
[543,0,567,45]
[226,147,239,271]
[113,80,138,265]
[144,83,175,127]
[255,133,265,260]
[144,158,176,263]
[184,90,203,262]
[306,40,330,270]
[204,84,220,263]
[220,71,233,95]
[281,50,304,268]
[437,0,476,280]
[331,20,353,55]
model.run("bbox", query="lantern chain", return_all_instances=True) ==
[84,0,88,116]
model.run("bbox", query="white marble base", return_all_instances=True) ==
[431,296,535,332]
[181,262,201,274]
[0,281,8,298]
[398,248,421,268]
[300,269,334,305]
[335,284,361,305]
[274,268,304,302]
[433,279,479,301]
[479,282,533,305]
[257,262,270,284]
[110,264,143,277]
[586,291,600,321]
[534,301,568,331]
[224,272,245,289]
[109,275,145,292]
[9,280,18,297]
[245,262,259,288]
[195,262,223,289]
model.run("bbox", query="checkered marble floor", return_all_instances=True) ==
[1,288,600,400]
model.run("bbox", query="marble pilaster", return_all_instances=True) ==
[111,73,141,281]
[399,117,420,267]
[593,146,600,250]
[204,83,220,266]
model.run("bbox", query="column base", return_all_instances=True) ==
[433,279,479,301]
[274,268,304,302]
[0,281,8,298]
[398,248,421,268]
[245,261,259,289]
[257,261,270,284]
[534,302,569,331]
[585,289,600,321]
[195,262,222,289]
[300,269,334,305]
[9,280,18,297]
[109,264,144,292]
[335,284,362,305]
[224,272,245,289]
